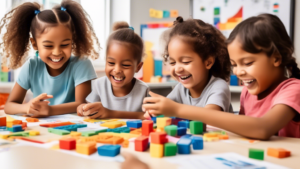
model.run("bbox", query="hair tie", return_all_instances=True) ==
[34,10,40,15]
[61,7,66,11]
[129,26,134,31]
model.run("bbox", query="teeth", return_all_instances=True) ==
[113,76,124,81]
[180,75,191,80]
[243,80,254,83]
[51,58,62,62]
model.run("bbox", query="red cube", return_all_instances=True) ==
[59,138,76,150]
[135,136,149,152]
[150,132,168,144]
[142,120,153,136]
[0,117,6,126]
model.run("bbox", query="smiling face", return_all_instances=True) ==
[228,38,284,96]
[105,41,143,91]
[31,24,72,76]
[168,36,214,97]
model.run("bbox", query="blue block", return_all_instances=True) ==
[181,134,192,139]
[163,10,170,18]
[107,127,130,133]
[178,121,189,128]
[0,126,7,131]
[97,145,121,157]
[7,125,23,132]
[177,127,187,136]
[192,136,203,150]
[126,120,142,128]
[54,124,87,132]
[177,138,192,154]
[151,117,157,123]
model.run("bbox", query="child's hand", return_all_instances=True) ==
[77,103,86,116]
[82,102,108,119]
[121,152,150,169]
[142,91,179,117]
[26,93,53,117]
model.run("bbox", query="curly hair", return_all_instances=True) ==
[164,17,231,81]
[227,14,300,79]
[0,0,100,69]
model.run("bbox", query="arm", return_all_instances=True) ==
[4,83,30,114]
[202,104,222,132]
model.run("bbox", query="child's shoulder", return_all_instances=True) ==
[134,78,149,89]
[280,78,300,88]
[207,76,230,90]
[69,56,92,66]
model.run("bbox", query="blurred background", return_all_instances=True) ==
[0,0,299,111]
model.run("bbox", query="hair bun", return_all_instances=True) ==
[112,21,129,31]
[173,16,184,26]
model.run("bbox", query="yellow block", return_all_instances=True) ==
[150,143,164,158]
[0,134,9,139]
[76,142,97,155]
[70,131,82,137]
[149,8,156,17]
[156,117,172,130]
[29,130,40,136]
[6,122,13,128]
[100,121,125,129]
[155,10,163,18]
[6,115,16,122]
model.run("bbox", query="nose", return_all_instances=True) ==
[52,47,62,56]
[234,66,246,77]
[174,65,184,74]
[113,64,122,74]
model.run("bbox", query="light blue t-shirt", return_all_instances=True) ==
[17,56,97,105]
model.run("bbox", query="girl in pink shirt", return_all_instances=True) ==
[142,14,300,140]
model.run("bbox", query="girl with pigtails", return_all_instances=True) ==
[0,0,100,117]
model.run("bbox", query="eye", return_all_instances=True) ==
[61,44,70,47]
[245,62,253,66]
[169,61,175,65]
[183,61,191,64]
[44,45,53,48]
[108,62,115,65]
[123,64,131,67]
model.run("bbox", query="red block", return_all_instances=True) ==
[142,120,153,136]
[59,138,76,150]
[22,122,27,130]
[0,117,6,126]
[150,132,168,144]
[135,136,149,152]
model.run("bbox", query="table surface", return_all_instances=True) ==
[0,110,299,169]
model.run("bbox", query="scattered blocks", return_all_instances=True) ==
[101,121,125,129]
[107,127,130,133]
[142,120,153,136]
[130,128,142,135]
[190,121,203,134]
[150,143,164,158]
[156,117,171,131]
[177,127,187,136]
[267,148,291,158]
[126,120,142,128]
[178,121,189,128]
[59,138,76,150]
[164,125,177,136]
[249,148,264,160]
[135,136,149,152]
[150,132,168,144]
[54,124,87,132]
[192,136,203,150]
[164,143,177,156]
[76,142,97,155]
[40,121,75,128]
[26,117,39,122]
[96,134,124,145]
[81,129,107,137]
[7,125,23,132]
[48,128,70,135]
[0,116,6,126]
[177,138,192,154]
[97,145,121,157]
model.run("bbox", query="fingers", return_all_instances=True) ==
[121,152,135,160]
[142,103,159,110]
[87,112,101,119]
[83,106,99,116]
[83,102,101,111]
[33,93,53,103]
[148,91,163,98]
[27,108,39,116]
[143,97,161,104]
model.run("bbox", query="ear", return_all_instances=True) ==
[136,62,143,73]
[272,51,282,67]
[30,38,38,50]
[205,56,215,69]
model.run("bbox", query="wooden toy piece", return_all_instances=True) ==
[150,143,164,158]
[6,120,22,128]
[126,120,142,128]
[95,134,124,145]
[178,121,189,128]
[97,145,121,157]
[9,131,29,137]
[81,129,107,137]
[192,136,203,150]
[249,148,264,160]
[150,132,168,144]
[177,127,187,136]
[267,148,291,158]
[101,121,125,129]
[29,130,40,136]
[156,117,172,131]
[190,121,203,134]
[40,121,75,128]
[164,143,177,156]
[76,141,97,155]
[59,138,76,150]
[70,131,82,137]
[26,117,39,122]
[164,125,177,136]
[48,128,70,135]
[177,138,192,154]
[0,116,6,126]
[142,120,153,136]
[0,133,10,139]
[135,136,149,152]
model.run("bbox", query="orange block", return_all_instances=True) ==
[96,135,124,145]
[218,135,229,140]
[203,133,218,138]
[122,140,129,148]
[76,142,97,155]
[26,118,39,122]
[170,10,178,17]
[0,117,6,126]
[267,148,291,158]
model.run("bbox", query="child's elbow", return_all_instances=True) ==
[254,129,273,140]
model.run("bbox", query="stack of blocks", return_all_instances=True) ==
[7,119,25,132]
[156,117,171,132]
[177,135,203,154]
[150,132,168,158]
[135,136,149,152]
[142,120,153,136]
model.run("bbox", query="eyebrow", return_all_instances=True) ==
[231,56,255,62]
[107,57,133,62]
[42,39,71,43]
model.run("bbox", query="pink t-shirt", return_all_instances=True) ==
[239,78,300,138]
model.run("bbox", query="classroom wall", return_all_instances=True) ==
[293,1,300,66]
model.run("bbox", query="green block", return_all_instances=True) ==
[189,121,203,134]
[48,128,70,135]
[249,148,264,160]
[10,131,29,137]
[81,129,107,137]
[164,143,177,156]
[164,125,177,136]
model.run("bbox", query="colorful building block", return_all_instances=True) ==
[26,117,39,122]
[150,143,164,158]
[151,117,157,123]
[81,129,107,137]
[164,125,177,136]
[142,120,153,136]
[7,125,23,132]
[0,126,6,131]
[101,121,125,129]
[135,136,149,152]
[192,136,203,150]
[178,121,189,128]
[249,148,264,160]
[164,143,177,156]
[177,138,192,154]
[107,127,130,133]
[130,128,142,135]
[40,121,75,127]
[156,117,171,131]
[0,116,6,126]
[177,127,187,136]
[267,148,291,158]
[59,138,76,150]
[189,121,203,134]
[150,132,168,144]
[9,131,29,137]
[97,145,121,157]
[29,130,40,136]
[54,124,87,132]
[70,131,82,137]
[48,128,70,135]
[163,10,170,18]
[76,142,97,155]
[126,120,142,128]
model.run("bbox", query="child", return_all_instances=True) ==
[143,14,300,140]
[144,17,233,131]
[77,22,149,119]
[1,0,99,117]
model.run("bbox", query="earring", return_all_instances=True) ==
[35,51,39,57]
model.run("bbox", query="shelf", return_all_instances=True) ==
[229,86,243,93]
[0,82,14,88]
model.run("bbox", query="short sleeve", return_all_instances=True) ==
[86,80,101,103]
[16,59,31,90]
[239,87,248,115]
[73,58,97,86]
